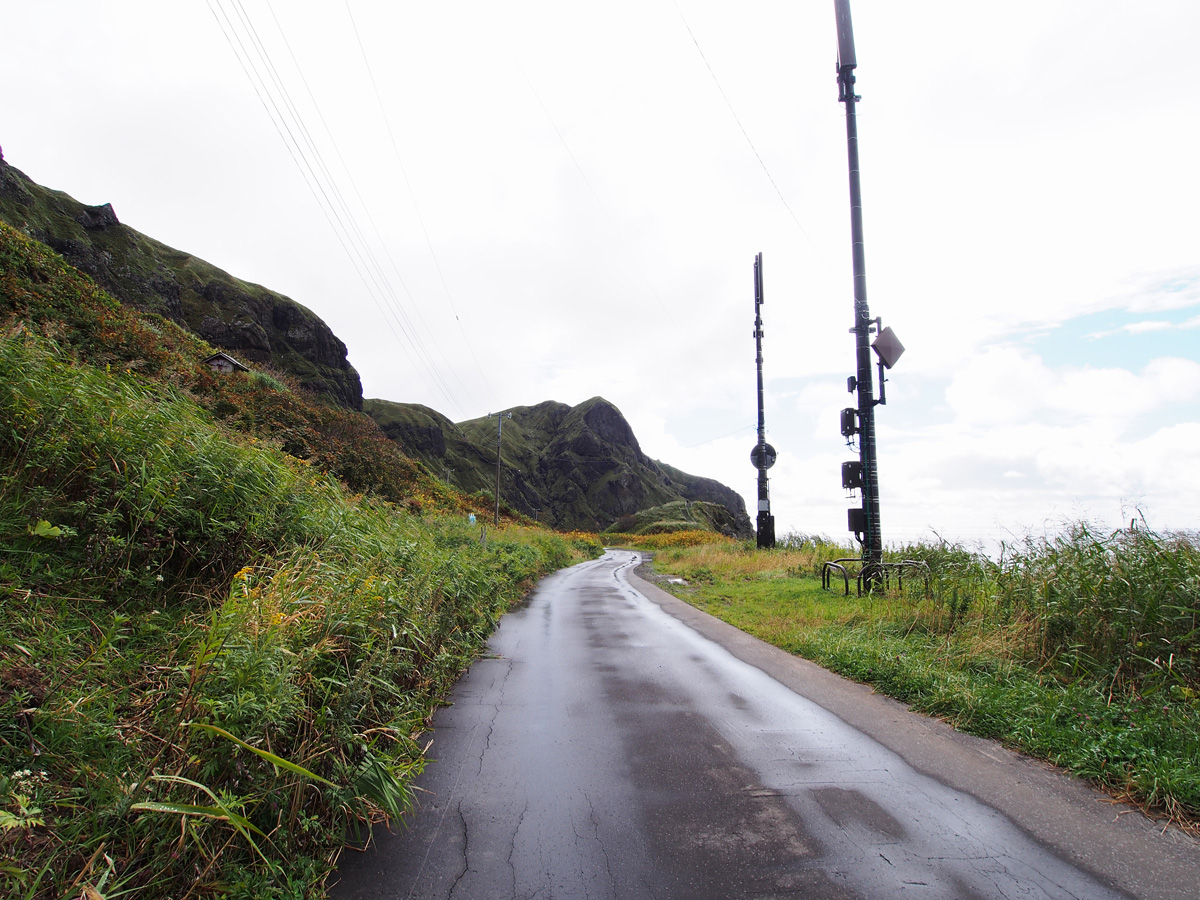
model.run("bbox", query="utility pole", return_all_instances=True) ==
[751,252,775,549]
[836,0,881,587]
[490,411,512,526]
[834,0,904,589]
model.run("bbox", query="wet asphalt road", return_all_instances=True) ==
[331,550,1200,900]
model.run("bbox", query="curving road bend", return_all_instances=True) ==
[331,550,1200,900]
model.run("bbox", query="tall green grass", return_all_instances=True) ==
[895,525,1200,693]
[1,333,324,597]
[0,333,596,898]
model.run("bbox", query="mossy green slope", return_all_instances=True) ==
[0,152,362,408]
[603,499,747,536]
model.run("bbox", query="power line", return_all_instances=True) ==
[259,2,468,414]
[262,0,493,410]
[206,1,390,309]
[207,0,447,406]
[684,423,756,449]
[342,1,494,407]
[670,0,825,263]
[514,61,677,326]
[205,0,474,415]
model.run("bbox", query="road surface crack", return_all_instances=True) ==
[508,799,530,898]
[574,790,616,900]
[478,657,512,777]
[446,800,470,900]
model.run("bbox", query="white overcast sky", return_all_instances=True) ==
[4,1,1199,548]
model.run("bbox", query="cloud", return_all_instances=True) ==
[944,348,1200,428]
[1087,314,1200,340]
[1087,320,1171,338]
[756,343,1200,547]
[1108,268,1200,315]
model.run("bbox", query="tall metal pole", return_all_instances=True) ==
[836,0,882,586]
[492,411,510,527]
[753,253,775,548]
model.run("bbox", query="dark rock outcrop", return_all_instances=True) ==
[367,395,753,537]
[75,202,119,230]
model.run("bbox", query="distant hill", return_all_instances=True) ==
[366,396,754,537]
[0,149,363,408]
[604,499,748,537]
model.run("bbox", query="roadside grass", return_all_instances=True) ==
[0,233,604,899]
[646,530,1200,831]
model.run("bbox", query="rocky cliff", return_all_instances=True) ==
[366,396,754,537]
[0,150,362,408]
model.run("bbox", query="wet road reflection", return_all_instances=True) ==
[332,550,1136,899]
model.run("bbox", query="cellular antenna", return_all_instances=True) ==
[750,252,776,549]
[834,0,856,70]
[489,411,513,526]
[833,0,904,590]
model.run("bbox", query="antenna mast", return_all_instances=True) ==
[835,0,883,586]
[834,1,907,589]
[751,252,776,549]
[490,411,512,526]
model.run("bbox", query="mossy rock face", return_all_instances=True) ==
[0,153,363,409]
[367,396,754,537]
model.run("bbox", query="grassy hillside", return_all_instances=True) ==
[0,222,601,898]
[0,154,362,408]
[0,222,462,515]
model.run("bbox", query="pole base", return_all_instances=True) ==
[756,513,776,549]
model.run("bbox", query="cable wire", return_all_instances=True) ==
[670,0,825,262]
[263,0,491,410]
[209,0,442,398]
[256,0,468,413]
[514,61,677,326]
[206,0,473,415]
[684,423,756,449]
[343,1,492,406]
